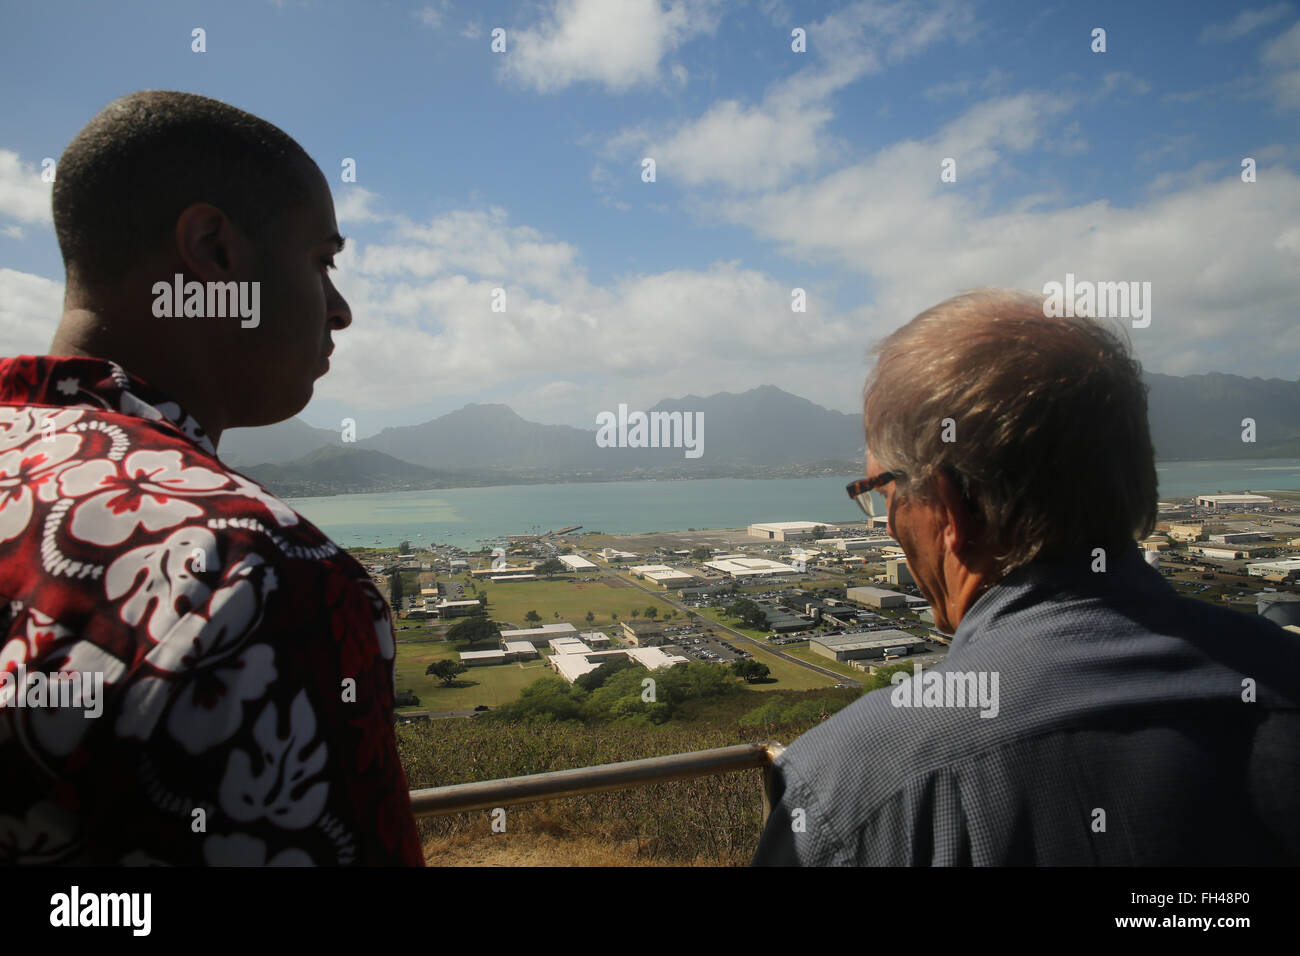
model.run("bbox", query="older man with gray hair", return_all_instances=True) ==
[753,289,1300,866]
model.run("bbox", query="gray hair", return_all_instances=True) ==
[863,288,1158,576]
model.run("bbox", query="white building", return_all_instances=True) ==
[886,558,914,585]
[847,585,908,609]
[747,521,833,541]
[502,641,539,660]
[460,649,507,666]
[549,646,690,683]
[1247,558,1300,578]
[559,554,598,571]
[549,637,594,655]
[433,599,482,618]
[500,622,578,641]
[629,564,696,586]
[705,557,801,579]
[581,631,612,646]
[1196,494,1273,510]
[598,548,639,561]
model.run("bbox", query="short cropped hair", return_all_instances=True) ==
[54,90,315,290]
[864,289,1158,576]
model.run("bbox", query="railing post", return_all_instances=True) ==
[761,741,786,825]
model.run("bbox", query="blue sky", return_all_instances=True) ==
[2,0,1298,437]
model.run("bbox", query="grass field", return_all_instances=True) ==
[783,644,871,682]
[395,641,555,711]
[458,575,681,630]
[740,642,838,691]
[689,608,838,691]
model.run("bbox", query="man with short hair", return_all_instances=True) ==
[0,91,422,865]
[753,289,1300,865]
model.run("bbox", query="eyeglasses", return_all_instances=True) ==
[845,472,898,518]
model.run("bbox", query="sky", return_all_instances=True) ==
[2,0,1298,438]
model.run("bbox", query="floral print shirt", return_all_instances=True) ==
[0,355,423,865]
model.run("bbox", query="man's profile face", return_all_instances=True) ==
[236,161,350,426]
[866,451,952,631]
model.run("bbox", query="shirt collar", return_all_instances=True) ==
[951,542,1165,652]
[0,354,217,457]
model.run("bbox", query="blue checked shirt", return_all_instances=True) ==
[753,544,1300,865]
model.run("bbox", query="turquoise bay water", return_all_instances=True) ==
[284,459,1300,550]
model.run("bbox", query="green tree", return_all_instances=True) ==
[399,540,411,553]
[389,569,404,607]
[574,656,640,693]
[535,557,565,577]
[644,606,658,620]
[447,616,500,648]
[496,676,587,723]
[631,608,640,619]
[585,611,595,623]
[731,659,771,683]
[425,659,467,686]
[611,612,619,621]
[524,609,542,625]
[478,590,488,608]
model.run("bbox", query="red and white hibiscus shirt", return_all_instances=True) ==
[0,355,423,865]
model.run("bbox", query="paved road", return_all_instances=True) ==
[602,563,862,687]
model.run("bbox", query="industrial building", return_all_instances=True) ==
[1247,557,1300,579]
[1257,592,1300,628]
[847,585,908,609]
[809,630,927,662]
[747,521,832,542]
[815,536,894,552]
[622,619,665,646]
[1195,494,1273,510]
[629,564,696,587]
[705,557,801,578]
[580,631,612,647]
[1209,532,1272,544]
[598,548,639,561]
[886,558,914,585]
[559,554,598,571]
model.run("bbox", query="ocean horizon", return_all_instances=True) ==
[283,459,1300,550]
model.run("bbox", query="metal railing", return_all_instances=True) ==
[409,740,786,821]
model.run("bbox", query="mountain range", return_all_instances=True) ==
[219,376,1300,497]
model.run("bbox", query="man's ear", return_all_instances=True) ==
[174,202,250,282]
[935,469,979,556]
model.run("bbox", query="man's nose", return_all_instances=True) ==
[327,278,351,331]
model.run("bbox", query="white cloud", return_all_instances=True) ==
[415,2,453,30]
[0,268,63,356]
[1200,3,1292,43]
[309,203,862,417]
[1262,20,1300,109]
[0,150,54,226]
[334,186,389,227]
[501,0,721,93]
[604,0,976,191]
[708,91,1300,380]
